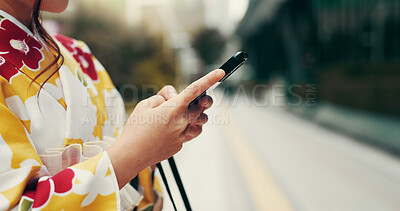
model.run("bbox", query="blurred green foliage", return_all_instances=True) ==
[61,11,178,102]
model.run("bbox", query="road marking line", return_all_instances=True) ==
[220,106,293,211]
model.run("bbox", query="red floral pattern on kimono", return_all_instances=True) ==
[0,10,162,211]
[54,34,98,81]
[0,54,19,81]
[0,19,43,71]
[32,168,75,208]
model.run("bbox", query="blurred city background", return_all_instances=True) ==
[46,0,400,210]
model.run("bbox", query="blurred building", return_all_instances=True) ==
[238,0,400,116]
[236,0,400,155]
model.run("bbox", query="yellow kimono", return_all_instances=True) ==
[0,11,161,211]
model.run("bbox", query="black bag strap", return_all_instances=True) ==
[156,157,192,211]
[156,162,177,211]
[168,157,192,211]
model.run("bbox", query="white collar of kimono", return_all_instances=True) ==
[0,9,35,37]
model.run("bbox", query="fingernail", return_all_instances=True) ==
[216,69,225,78]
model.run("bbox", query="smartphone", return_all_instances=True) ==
[188,51,248,108]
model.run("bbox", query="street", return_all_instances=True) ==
[159,93,400,211]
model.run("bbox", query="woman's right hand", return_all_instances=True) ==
[106,69,225,188]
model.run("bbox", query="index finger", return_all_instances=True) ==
[175,69,225,107]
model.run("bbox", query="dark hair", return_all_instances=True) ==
[30,0,64,94]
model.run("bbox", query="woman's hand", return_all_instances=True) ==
[157,85,214,139]
[107,69,225,188]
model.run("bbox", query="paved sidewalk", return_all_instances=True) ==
[158,93,400,211]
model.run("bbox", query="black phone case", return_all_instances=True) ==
[188,52,248,108]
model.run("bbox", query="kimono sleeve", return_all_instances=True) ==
[0,78,121,210]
